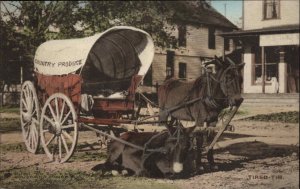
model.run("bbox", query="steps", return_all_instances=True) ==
[242,93,299,106]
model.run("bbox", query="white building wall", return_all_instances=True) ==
[243,45,280,93]
[244,0,299,30]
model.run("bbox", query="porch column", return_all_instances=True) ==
[278,50,287,93]
[261,46,265,93]
[222,38,225,61]
[243,45,254,93]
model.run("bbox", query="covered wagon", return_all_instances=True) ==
[20,26,155,162]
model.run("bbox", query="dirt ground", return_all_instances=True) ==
[0,104,299,189]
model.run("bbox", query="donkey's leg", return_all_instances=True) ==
[207,121,218,171]
[207,149,218,171]
[195,133,205,172]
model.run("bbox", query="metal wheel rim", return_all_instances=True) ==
[20,81,40,154]
[40,93,78,163]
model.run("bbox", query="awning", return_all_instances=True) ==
[218,25,300,38]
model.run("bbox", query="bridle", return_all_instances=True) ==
[202,62,242,109]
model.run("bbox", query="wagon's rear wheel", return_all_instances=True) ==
[20,81,40,154]
[40,93,78,163]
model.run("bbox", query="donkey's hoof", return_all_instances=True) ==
[210,165,219,171]
[121,169,129,176]
[199,166,205,171]
[111,170,119,176]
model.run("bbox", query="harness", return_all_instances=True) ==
[141,122,185,171]
[179,64,241,121]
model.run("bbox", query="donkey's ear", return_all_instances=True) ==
[226,57,236,66]
[238,63,245,70]
[214,55,223,67]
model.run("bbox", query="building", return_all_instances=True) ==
[220,0,299,94]
[145,1,237,87]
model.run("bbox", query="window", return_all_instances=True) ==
[166,51,175,79]
[252,46,279,85]
[208,27,216,49]
[224,38,230,51]
[263,0,280,20]
[178,63,187,79]
[178,25,187,47]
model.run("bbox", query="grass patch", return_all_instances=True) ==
[0,167,179,189]
[236,109,248,115]
[243,111,299,123]
[70,151,107,162]
[0,143,27,153]
[0,106,19,113]
[219,108,249,118]
[0,118,21,133]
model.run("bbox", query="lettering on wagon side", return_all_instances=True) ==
[34,59,83,67]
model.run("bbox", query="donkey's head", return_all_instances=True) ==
[204,56,244,107]
[163,125,195,174]
[218,57,244,107]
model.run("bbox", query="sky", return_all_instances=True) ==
[211,0,243,28]
[1,1,244,28]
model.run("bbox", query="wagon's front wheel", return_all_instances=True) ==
[40,93,78,163]
[20,81,40,154]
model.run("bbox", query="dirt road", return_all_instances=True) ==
[0,105,299,189]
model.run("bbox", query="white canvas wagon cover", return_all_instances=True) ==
[34,26,154,78]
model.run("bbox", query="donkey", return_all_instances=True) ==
[92,126,195,178]
[158,56,244,171]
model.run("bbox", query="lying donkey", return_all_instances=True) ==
[92,127,196,178]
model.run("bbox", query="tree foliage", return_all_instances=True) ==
[1,1,183,83]
[79,1,177,47]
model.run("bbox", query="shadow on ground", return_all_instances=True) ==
[213,141,299,172]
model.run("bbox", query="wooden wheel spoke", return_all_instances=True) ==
[26,127,31,139]
[32,123,39,138]
[23,87,29,99]
[59,101,65,122]
[62,130,73,142]
[23,120,30,128]
[30,130,35,147]
[61,110,71,125]
[22,99,28,109]
[61,124,75,130]
[55,98,59,120]
[31,128,37,146]
[32,109,37,116]
[48,103,57,121]
[46,134,56,146]
[32,118,39,126]
[26,132,30,140]
[42,129,49,133]
[60,134,69,154]
[44,115,55,127]
[21,111,27,117]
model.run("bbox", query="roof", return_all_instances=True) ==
[167,1,237,29]
[219,24,300,37]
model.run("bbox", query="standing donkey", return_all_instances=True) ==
[158,56,244,172]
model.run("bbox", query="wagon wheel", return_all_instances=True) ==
[20,81,40,154]
[40,93,78,163]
